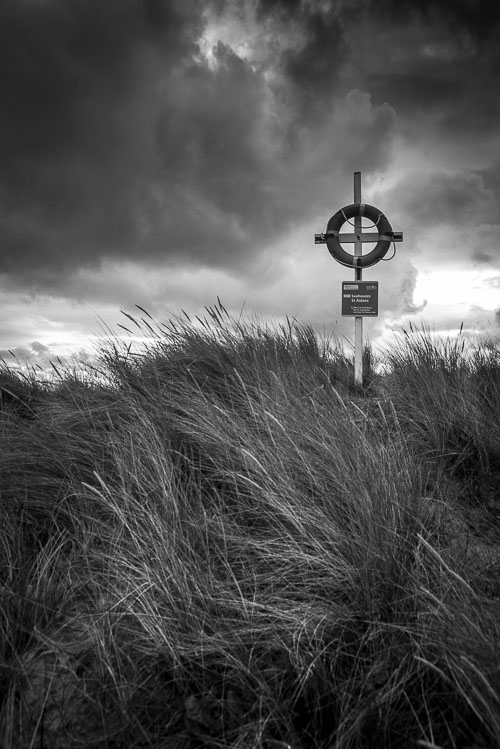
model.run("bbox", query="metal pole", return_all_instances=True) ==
[353,171,362,387]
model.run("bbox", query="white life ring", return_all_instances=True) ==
[325,203,394,268]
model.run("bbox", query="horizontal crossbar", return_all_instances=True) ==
[314,231,403,244]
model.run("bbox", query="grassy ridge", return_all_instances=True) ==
[1,304,500,748]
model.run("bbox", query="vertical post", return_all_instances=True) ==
[353,171,363,387]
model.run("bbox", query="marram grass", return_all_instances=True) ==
[1,304,500,748]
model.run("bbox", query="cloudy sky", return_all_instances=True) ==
[1,0,499,366]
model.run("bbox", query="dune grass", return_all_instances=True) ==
[1,303,500,748]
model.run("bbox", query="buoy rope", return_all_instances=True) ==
[341,209,383,229]
[381,240,397,261]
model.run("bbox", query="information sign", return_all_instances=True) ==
[342,281,379,317]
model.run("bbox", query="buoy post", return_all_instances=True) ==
[314,172,403,389]
[353,171,363,387]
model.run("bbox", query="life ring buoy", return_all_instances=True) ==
[325,203,394,268]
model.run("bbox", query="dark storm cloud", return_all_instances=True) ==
[372,2,499,145]
[149,41,285,256]
[473,251,495,265]
[255,0,351,118]
[255,0,500,87]
[373,0,500,39]
[0,0,206,284]
[1,0,499,299]
[0,0,311,290]
[387,170,496,227]
[0,0,399,294]
[374,169,499,269]
[253,0,500,174]
[470,225,500,268]
[252,0,500,218]
[258,0,500,33]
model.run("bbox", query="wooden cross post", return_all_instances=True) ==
[353,171,363,387]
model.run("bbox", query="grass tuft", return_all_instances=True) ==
[1,306,500,747]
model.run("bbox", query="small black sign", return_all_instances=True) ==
[342,281,379,316]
